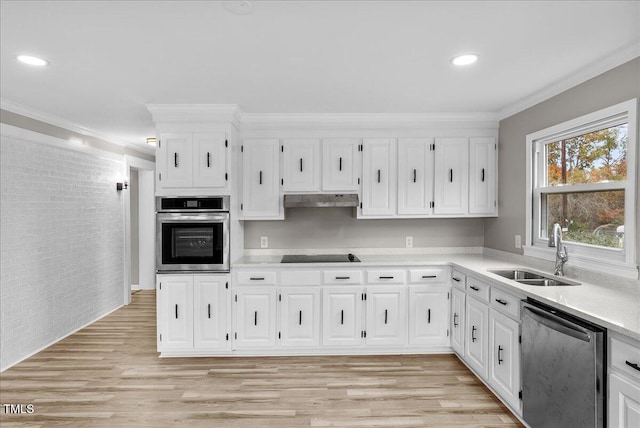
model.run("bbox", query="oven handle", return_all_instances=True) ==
[157,213,229,222]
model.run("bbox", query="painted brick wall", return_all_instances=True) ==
[0,134,125,371]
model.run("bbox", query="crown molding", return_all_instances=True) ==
[498,42,640,121]
[240,112,500,124]
[146,104,243,128]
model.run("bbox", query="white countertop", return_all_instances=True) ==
[233,252,640,341]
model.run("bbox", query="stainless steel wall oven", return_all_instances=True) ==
[156,196,230,272]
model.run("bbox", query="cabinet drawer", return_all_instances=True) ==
[451,269,467,291]
[611,337,640,382]
[490,287,520,320]
[467,277,490,303]
[280,270,321,286]
[236,271,277,285]
[409,268,448,283]
[366,270,406,284]
[323,271,362,284]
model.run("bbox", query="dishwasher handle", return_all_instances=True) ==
[522,304,592,343]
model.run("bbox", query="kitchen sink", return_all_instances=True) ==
[488,269,580,286]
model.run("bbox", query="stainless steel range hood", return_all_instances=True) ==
[283,194,359,208]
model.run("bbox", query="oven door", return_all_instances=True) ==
[156,212,229,272]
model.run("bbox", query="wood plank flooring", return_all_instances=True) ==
[0,290,523,427]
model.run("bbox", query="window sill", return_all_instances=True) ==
[523,245,639,280]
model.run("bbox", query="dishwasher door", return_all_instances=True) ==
[521,300,605,428]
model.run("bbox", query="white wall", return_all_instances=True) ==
[138,170,156,289]
[0,128,125,371]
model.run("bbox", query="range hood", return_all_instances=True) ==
[283,194,359,208]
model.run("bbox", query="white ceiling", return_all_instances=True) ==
[1,1,639,154]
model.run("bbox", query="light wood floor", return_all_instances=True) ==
[0,290,523,427]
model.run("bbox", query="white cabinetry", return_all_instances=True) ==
[156,274,230,355]
[322,139,360,192]
[361,138,397,216]
[434,137,469,215]
[609,334,640,428]
[397,138,435,215]
[157,133,228,192]
[408,286,448,346]
[282,139,320,192]
[469,137,497,215]
[465,295,490,379]
[366,286,407,346]
[450,287,466,354]
[241,139,282,219]
[234,287,277,349]
[322,286,363,347]
[489,308,520,411]
[279,287,321,347]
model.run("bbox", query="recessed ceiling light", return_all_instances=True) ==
[17,55,49,66]
[224,1,253,15]
[451,54,479,66]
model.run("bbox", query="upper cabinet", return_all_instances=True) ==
[361,138,397,216]
[156,132,229,194]
[397,138,435,215]
[433,137,469,215]
[240,139,282,219]
[469,137,497,215]
[282,139,320,192]
[322,139,360,192]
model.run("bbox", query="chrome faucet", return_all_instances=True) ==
[548,223,568,276]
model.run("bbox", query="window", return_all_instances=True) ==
[525,99,638,279]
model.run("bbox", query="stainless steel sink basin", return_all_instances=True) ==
[488,268,580,286]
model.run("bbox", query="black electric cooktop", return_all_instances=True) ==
[281,254,360,263]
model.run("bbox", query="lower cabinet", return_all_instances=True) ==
[366,286,407,346]
[465,295,489,379]
[280,287,321,347]
[489,309,521,412]
[408,285,449,346]
[234,287,277,349]
[157,274,231,354]
[450,287,465,354]
[608,334,640,428]
[322,287,363,347]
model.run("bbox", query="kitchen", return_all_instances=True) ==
[1,1,639,427]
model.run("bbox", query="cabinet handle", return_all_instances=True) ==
[481,168,485,182]
[174,152,178,167]
[299,310,302,326]
[422,275,437,279]
[413,168,417,183]
[207,152,211,168]
[335,276,350,280]
[469,286,480,291]
[249,277,265,281]
[254,311,258,326]
[495,298,507,306]
[471,326,477,342]
[497,345,504,365]
[208,304,211,319]
[377,169,381,183]
[175,304,178,319]
[339,157,342,171]
[379,276,394,280]
[453,313,458,327]
[626,361,640,372]
[452,277,461,282]
[427,309,431,324]
[300,158,303,172]
[449,169,453,182]
[259,170,262,185]
[384,309,388,324]
[341,310,344,325]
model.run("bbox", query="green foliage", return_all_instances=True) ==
[563,229,622,249]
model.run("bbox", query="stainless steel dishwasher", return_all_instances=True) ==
[521,299,606,428]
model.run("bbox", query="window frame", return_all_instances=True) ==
[524,99,638,279]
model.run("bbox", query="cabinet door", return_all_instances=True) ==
[194,275,229,350]
[450,287,466,355]
[322,139,359,192]
[398,138,434,215]
[434,137,468,215]
[241,139,281,219]
[157,133,193,188]
[193,133,227,188]
[609,373,640,428]
[157,275,194,351]
[465,296,489,379]
[489,309,521,413]
[282,139,320,192]
[469,137,497,215]
[361,139,397,216]
[279,287,321,347]
[366,286,407,346]
[408,285,449,346]
[322,287,363,346]
[234,287,277,349]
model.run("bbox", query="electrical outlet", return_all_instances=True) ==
[515,235,522,249]
[406,236,413,248]
[260,236,268,248]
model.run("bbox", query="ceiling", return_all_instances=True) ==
[1,1,639,154]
